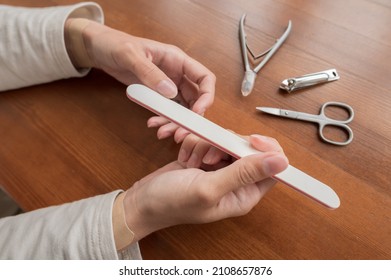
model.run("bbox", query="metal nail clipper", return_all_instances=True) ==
[239,14,292,96]
[280,69,340,92]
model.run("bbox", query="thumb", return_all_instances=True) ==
[132,56,178,98]
[208,152,288,197]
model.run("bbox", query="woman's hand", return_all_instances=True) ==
[66,18,216,142]
[122,134,288,242]
[178,133,286,168]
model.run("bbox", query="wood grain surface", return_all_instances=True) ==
[1,0,390,259]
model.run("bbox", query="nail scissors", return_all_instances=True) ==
[239,14,292,96]
[257,102,354,146]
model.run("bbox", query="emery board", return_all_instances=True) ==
[126,84,340,209]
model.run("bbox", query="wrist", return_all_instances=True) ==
[64,18,94,68]
[122,184,169,243]
[112,192,135,251]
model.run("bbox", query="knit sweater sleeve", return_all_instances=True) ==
[0,190,141,259]
[0,2,103,91]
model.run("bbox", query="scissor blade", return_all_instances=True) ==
[256,107,282,116]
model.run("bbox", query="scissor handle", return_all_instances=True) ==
[318,123,354,146]
[318,102,354,146]
[319,101,354,123]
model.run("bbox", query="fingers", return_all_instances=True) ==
[147,116,170,128]
[178,134,228,168]
[173,127,191,144]
[88,30,178,98]
[182,57,216,115]
[127,41,215,142]
[178,134,201,164]
[123,41,215,108]
[131,55,178,99]
[178,133,286,169]
[249,134,285,154]
[156,123,179,140]
[179,134,214,168]
[206,152,288,199]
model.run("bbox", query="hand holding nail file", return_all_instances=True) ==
[126,84,340,209]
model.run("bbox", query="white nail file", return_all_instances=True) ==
[126,84,340,209]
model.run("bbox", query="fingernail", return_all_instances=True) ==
[263,154,288,176]
[156,80,177,98]
[202,148,216,165]
[250,134,269,142]
[147,120,158,128]
[157,129,171,139]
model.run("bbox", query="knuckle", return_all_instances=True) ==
[136,60,157,78]
[169,44,183,53]
[165,44,185,59]
[238,204,253,215]
[236,161,259,185]
[209,72,217,82]
[113,42,136,60]
[114,42,157,77]
[184,133,200,145]
[193,185,218,207]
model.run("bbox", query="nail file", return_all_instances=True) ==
[126,84,340,209]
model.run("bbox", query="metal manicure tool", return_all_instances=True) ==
[239,14,292,96]
[280,69,340,93]
[257,101,354,146]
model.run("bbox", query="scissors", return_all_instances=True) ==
[239,14,292,96]
[257,102,354,146]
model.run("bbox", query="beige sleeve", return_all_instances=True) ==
[0,190,142,259]
[0,2,103,91]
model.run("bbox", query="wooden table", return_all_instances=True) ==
[1,0,390,259]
